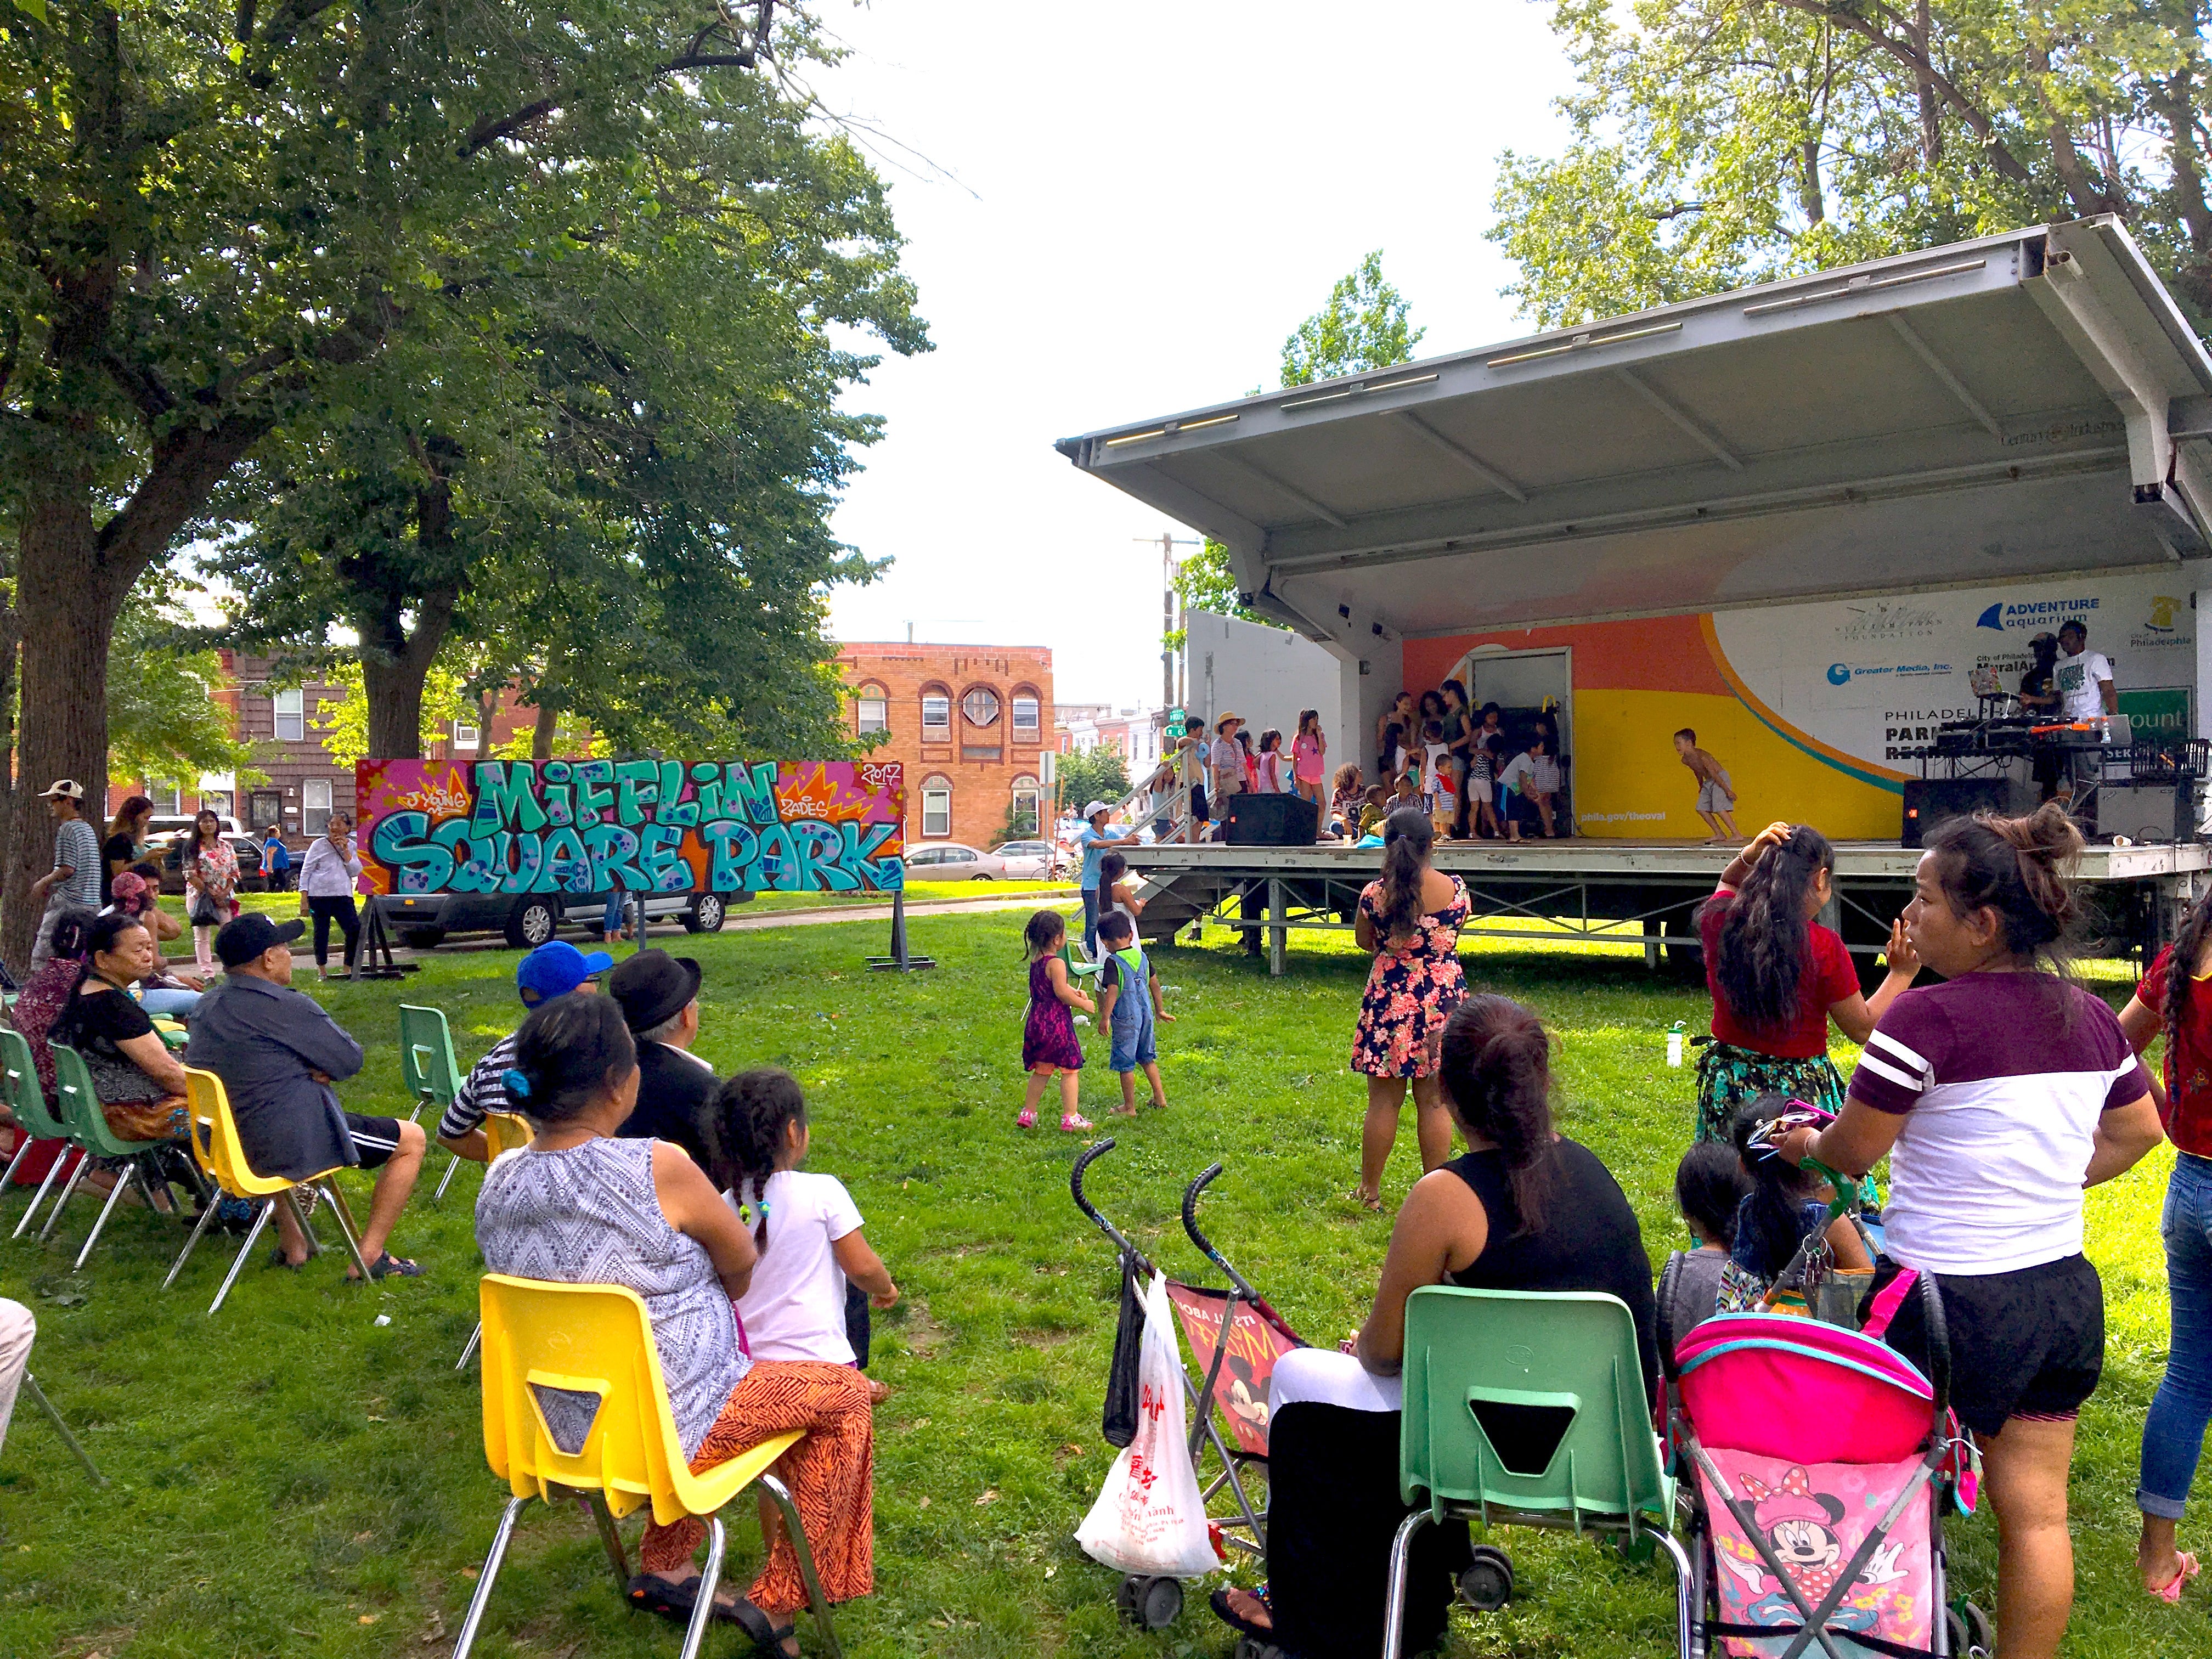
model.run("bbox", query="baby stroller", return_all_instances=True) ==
[1070,1138,1306,1629]
[1658,1263,1993,1658]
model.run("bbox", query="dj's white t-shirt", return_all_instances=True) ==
[729,1170,865,1364]
[2053,647,2113,723]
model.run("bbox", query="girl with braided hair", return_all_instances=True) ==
[2117,890,2212,1600]
[1774,803,2165,1658]
[1212,994,1657,1656]
[1693,819,1922,1142]
[703,1068,899,1388]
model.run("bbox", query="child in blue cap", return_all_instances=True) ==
[436,939,613,1166]
[1096,909,1171,1116]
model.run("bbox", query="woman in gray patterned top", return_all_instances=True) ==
[477,997,876,1652]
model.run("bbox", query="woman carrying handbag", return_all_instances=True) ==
[181,809,238,975]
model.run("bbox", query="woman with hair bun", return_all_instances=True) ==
[1212,994,1658,1656]
[1349,808,1470,1209]
[1694,819,1921,1142]
[476,995,876,1648]
[1776,803,2165,1659]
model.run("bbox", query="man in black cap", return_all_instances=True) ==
[186,913,426,1277]
[605,948,715,1167]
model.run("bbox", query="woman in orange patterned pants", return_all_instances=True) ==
[638,1358,875,1629]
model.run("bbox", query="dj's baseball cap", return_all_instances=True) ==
[215,912,307,967]
[516,939,614,1007]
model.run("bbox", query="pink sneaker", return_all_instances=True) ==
[1059,1111,1094,1133]
[1016,1107,1037,1130]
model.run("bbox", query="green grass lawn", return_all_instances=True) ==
[0,911,2196,1657]
[740,879,1073,914]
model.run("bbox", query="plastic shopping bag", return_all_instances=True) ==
[1075,1269,1220,1579]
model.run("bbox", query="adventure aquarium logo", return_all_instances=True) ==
[1977,597,2098,633]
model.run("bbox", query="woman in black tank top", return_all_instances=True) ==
[1211,995,1658,1657]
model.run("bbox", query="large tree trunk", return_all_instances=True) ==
[532,697,559,760]
[4,484,132,969]
[353,467,460,761]
[0,541,19,945]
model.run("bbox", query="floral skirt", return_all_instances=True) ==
[1693,1042,1844,1144]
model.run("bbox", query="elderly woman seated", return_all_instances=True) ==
[104,865,204,1020]
[475,996,874,1656]
[1211,994,1660,1658]
[51,911,193,1143]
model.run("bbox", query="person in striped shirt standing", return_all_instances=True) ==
[1775,803,2164,1659]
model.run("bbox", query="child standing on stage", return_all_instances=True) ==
[1096,910,1171,1116]
[1020,909,1094,1132]
[1291,710,1327,806]
[1674,727,1741,842]
[702,1068,901,1398]
[1420,719,1453,830]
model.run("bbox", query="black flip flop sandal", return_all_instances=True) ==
[267,1247,307,1270]
[1210,1584,1274,1640]
[724,1596,798,1657]
[349,1250,424,1281]
[625,1573,697,1623]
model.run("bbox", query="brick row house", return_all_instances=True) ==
[835,643,1054,847]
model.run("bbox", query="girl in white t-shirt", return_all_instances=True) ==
[704,1069,900,1396]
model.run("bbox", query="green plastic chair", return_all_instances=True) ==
[1385,1286,1692,1658]
[46,1043,178,1272]
[1,1027,84,1241]
[400,1003,476,1203]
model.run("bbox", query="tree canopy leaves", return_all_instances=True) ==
[1491,0,2212,327]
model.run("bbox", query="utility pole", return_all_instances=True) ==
[1137,531,1201,714]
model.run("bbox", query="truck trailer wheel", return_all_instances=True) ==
[504,898,560,950]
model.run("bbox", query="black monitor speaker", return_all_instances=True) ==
[1900,777,2035,848]
[1222,792,1320,846]
[2094,778,2194,844]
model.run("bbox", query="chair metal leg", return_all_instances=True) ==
[0,1132,32,1194]
[678,1515,726,1659]
[316,1177,373,1280]
[449,1494,529,1659]
[1651,1526,1696,1659]
[38,1152,93,1241]
[760,1472,844,1659]
[164,1188,224,1289]
[278,1187,322,1261]
[455,1322,482,1370]
[433,1150,466,1204]
[69,1158,143,1271]
[578,1490,630,1596]
[21,1374,105,1487]
[209,1199,274,1315]
[12,1147,75,1240]
[1379,1508,1431,1659]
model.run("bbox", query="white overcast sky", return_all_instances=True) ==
[813,2,1578,706]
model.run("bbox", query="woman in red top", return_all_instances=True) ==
[2119,902,2212,1600]
[1694,820,1918,1142]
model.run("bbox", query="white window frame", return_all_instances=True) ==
[1011,777,1040,834]
[452,719,481,749]
[151,781,183,816]
[920,778,952,839]
[302,778,333,836]
[921,693,951,737]
[856,689,888,735]
[962,687,1001,727]
[273,687,305,742]
[1012,695,1040,736]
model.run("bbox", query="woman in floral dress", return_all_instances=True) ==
[1350,808,1470,1208]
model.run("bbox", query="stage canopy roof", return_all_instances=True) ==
[1058,218,2212,645]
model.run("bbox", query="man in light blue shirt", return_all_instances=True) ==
[1071,800,1129,957]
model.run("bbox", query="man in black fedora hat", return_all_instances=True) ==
[606,948,715,1167]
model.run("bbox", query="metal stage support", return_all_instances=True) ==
[866,889,935,973]
[1125,839,2212,978]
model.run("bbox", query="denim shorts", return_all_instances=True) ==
[1109,1018,1156,1072]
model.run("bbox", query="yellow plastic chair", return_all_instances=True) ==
[451,1274,844,1659]
[452,1112,537,1370]
[164,1068,371,1313]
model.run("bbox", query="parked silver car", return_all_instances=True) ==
[990,839,1060,878]
[904,842,1008,881]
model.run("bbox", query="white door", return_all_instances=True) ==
[1457,647,1573,759]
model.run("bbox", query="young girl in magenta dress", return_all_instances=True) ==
[1020,909,1094,1132]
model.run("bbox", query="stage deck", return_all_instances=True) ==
[1120,836,2212,973]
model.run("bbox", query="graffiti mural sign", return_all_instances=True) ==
[354,759,906,898]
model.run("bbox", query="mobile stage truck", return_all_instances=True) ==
[1059,218,2212,973]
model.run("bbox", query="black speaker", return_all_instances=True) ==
[1222,792,1320,845]
[1900,777,2034,848]
[2092,779,2193,843]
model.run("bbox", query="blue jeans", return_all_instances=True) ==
[602,893,627,936]
[2141,1152,2212,1519]
[1081,888,1100,956]
[138,986,202,1019]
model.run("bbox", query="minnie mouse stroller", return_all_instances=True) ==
[1071,1139,1306,1629]
[1658,1262,1993,1658]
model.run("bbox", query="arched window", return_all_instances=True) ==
[919,774,952,840]
[920,683,952,740]
[1009,775,1040,837]
[853,681,888,736]
[961,686,1001,727]
[1010,685,1041,740]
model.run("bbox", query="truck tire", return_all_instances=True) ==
[683,893,729,933]
[504,898,560,950]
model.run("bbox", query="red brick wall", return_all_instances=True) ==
[836,644,1054,848]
